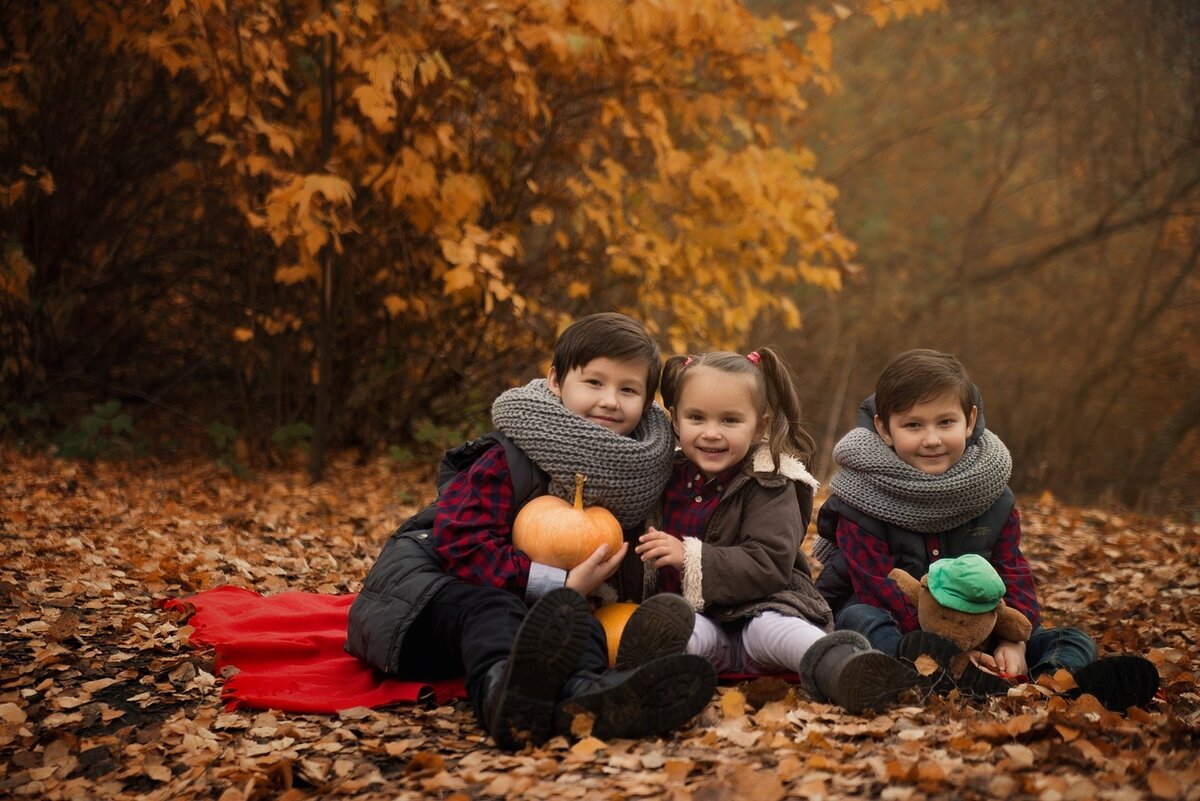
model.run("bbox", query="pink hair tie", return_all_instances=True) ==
[746,351,761,366]
[683,356,694,366]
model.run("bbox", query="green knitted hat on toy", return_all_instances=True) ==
[926,554,1006,614]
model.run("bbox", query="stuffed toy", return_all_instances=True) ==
[889,553,1032,655]
[892,554,1161,709]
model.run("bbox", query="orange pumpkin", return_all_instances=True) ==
[512,473,622,570]
[594,602,640,668]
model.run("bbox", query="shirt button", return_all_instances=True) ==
[932,549,940,556]
[695,496,703,503]
[716,484,723,492]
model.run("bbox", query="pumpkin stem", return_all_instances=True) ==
[572,473,586,510]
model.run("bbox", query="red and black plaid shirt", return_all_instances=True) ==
[431,442,533,596]
[836,506,1041,633]
[656,454,740,594]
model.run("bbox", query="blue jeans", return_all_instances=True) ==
[836,603,1097,674]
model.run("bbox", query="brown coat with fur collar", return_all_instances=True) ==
[614,446,834,631]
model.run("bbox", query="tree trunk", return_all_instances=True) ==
[1118,382,1200,508]
[308,20,338,483]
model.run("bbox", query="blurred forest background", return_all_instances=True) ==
[1,0,1197,512]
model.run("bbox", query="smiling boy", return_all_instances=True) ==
[813,349,1159,711]
[346,313,716,749]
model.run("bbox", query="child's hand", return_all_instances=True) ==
[565,541,629,596]
[967,650,1000,674]
[635,527,685,569]
[991,639,1028,678]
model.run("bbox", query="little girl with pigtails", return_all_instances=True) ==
[622,348,922,713]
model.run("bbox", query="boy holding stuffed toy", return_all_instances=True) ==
[814,348,1158,711]
[346,313,715,750]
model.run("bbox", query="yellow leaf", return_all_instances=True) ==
[806,28,833,72]
[569,736,607,759]
[232,327,254,342]
[442,264,476,294]
[351,84,396,132]
[440,238,476,266]
[1,180,26,209]
[383,294,408,317]
[305,174,355,207]
[244,155,273,176]
[392,149,437,206]
[275,263,318,285]
[721,689,746,719]
[263,125,295,157]
[440,173,485,224]
[530,206,553,225]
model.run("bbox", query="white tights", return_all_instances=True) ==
[687,611,826,674]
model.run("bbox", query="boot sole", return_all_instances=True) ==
[614,594,694,670]
[555,653,717,739]
[896,631,961,694]
[1070,655,1160,712]
[896,631,1010,698]
[490,588,591,750]
[837,652,923,714]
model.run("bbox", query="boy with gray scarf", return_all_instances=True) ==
[813,349,1158,712]
[346,313,715,750]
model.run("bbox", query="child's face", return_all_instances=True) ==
[672,368,764,479]
[875,391,978,475]
[548,357,650,437]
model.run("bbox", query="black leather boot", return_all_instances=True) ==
[613,594,695,669]
[799,631,922,714]
[895,630,1010,698]
[1067,655,1160,712]
[554,653,717,740]
[480,587,592,750]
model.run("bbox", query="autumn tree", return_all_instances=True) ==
[2,0,938,477]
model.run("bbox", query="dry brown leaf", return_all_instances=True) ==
[664,758,694,783]
[569,736,606,759]
[911,654,940,677]
[720,688,747,719]
[568,709,596,738]
[1146,768,1182,799]
[404,750,445,777]
[0,703,28,724]
[3,451,1198,801]
[1001,743,1036,769]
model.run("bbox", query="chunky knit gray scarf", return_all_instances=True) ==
[490,379,675,528]
[828,426,1012,534]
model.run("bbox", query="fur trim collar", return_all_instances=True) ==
[751,446,821,491]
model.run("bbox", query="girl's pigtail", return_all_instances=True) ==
[660,354,692,409]
[755,347,817,468]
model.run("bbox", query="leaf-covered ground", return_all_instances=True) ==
[2,450,1198,801]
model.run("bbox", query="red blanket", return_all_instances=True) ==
[160,586,466,713]
[162,586,796,714]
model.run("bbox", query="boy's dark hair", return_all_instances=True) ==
[874,349,974,429]
[551,312,662,400]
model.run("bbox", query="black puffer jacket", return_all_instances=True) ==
[344,432,547,674]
